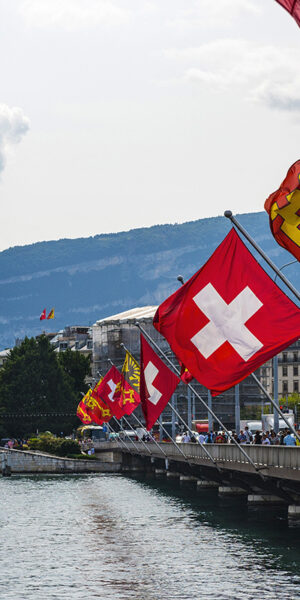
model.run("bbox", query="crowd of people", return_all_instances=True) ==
[176,426,300,446]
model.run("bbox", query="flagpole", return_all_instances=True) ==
[112,416,141,453]
[130,412,168,458]
[251,373,300,442]
[120,342,219,468]
[136,322,261,472]
[109,355,191,463]
[122,415,153,456]
[110,418,132,452]
[106,356,167,458]
[107,421,129,452]
[224,211,300,302]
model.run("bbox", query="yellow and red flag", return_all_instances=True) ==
[265,160,300,261]
[114,351,141,415]
[47,308,55,320]
[85,385,112,424]
[77,400,93,425]
[275,1,300,27]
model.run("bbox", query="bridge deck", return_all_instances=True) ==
[96,441,300,481]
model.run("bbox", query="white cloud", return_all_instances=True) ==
[0,105,30,174]
[167,0,261,29]
[166,39,300,113]
[20,0,130,30]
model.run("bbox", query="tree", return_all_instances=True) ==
[0,336,81,438]
[58,348,90,394]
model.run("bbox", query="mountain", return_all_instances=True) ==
[0,211,298,350]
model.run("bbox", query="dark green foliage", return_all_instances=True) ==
[58,349,90,394]
[66,453,97,460]
[0,337,90,438]
[27,433,80,456]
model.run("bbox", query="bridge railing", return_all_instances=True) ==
[98,441,300,470]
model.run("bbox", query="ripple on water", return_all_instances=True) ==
[0,474,299,600]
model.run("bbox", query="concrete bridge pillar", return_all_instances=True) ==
[197,479,219,489]
[248,494,286,506]
[1,452,11,476]
[166,471,181,479]
[288,505,300,525]
[155,468,166,476]
[180,475,198,484]
[218,486,247,496]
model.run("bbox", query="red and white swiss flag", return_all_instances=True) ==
[140,334,180,430]
[153,228,300,396]
[95,366,124,419]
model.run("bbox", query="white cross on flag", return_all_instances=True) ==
[95,366,124,419]
[140,334,180,430]
[153,228,300,396]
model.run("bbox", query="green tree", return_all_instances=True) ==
[58,348,90,394]
[0,336,80,438]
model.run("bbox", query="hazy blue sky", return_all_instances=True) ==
[0,0,299,250]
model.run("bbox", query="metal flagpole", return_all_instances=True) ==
[224,211,300,303]
[122,415,153,456]
[251,372,300,443]
[107,421,127,451]
[235,385,240,434]
[136,322,260,472]
[107,354,167,458]
[130,412,168,458]
[120,341,219,467]
[110,418,132,452]
[273,356,279,434]
[112,415,142,453]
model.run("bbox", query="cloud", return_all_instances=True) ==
[20,0,131,30]
[165,39,300,113]
[167,0,261,29]
[0,105,30,174]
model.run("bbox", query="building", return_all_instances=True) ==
[91,306,264,429]
[49,326,92,357]
[258,339,300,398]
[0,349,10,368]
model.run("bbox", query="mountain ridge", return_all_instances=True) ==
[0,211,298,350]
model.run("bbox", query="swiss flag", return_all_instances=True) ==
[140,334,180,430]
[94,366,125,419]
[40,308,46,321]
[153,228,300,396]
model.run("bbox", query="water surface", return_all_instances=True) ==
[0,473,299,600]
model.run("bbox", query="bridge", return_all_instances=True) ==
[2,441,300,522]
[96,440,300,521]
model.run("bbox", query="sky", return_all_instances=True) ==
[0,0,300,251]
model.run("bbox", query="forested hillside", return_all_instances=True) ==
[0,211,298,349]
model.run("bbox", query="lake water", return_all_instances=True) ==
[0,473,299,600]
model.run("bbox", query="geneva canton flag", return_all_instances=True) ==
[153,228,300,396]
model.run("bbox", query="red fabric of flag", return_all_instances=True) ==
[264,160,300,261]
[76,401,93,424]
[140,334,180,430]
[179,361,194,384]
[153,228,300,397]
[94,366,125,419]
[84,393,112,425]
[115,375,141,415]
[275,0,300,26]
[40,308,46,321]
